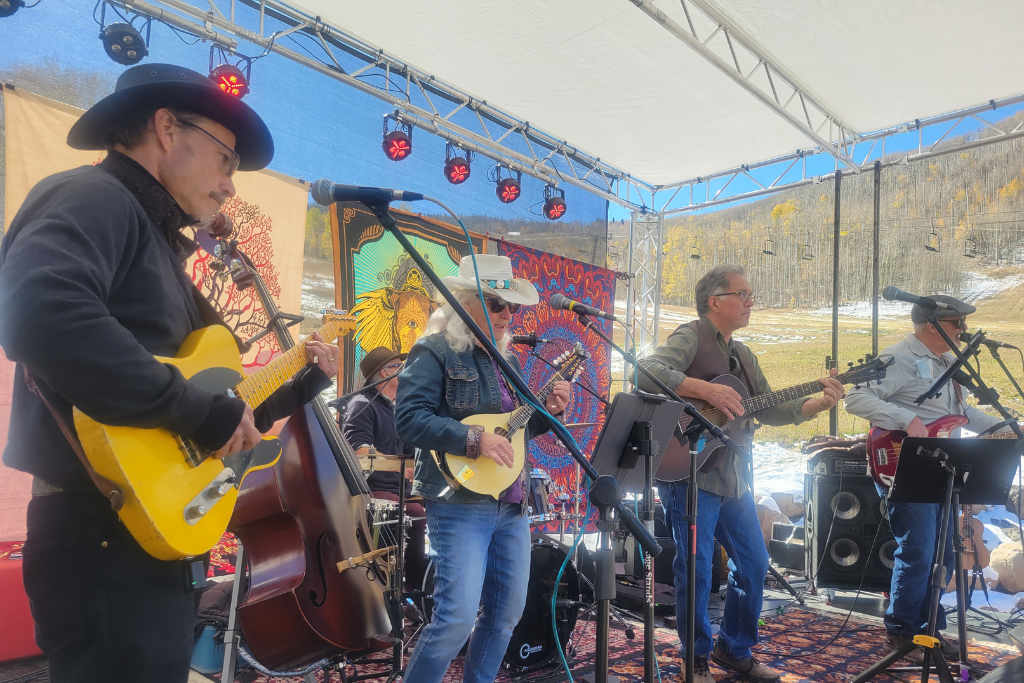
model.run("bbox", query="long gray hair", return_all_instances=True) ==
[425,287,510,355]
[695,264,746,316]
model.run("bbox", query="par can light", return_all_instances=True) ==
[101,22,149,66]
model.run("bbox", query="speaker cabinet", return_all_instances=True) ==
[804,473,896,591]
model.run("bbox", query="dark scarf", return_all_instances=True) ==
[98,150,200,261]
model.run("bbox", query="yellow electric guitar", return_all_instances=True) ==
[72,311,356,561]
[438,344,589,499]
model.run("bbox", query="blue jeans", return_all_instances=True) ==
[404,499,531,683]
[662,483,768,659]
[883,490,954,636]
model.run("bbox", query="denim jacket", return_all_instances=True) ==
[395,332,553,509]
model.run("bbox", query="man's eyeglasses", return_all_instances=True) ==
[714,291,754,303]
[175,117,241,177]
[940,317,967,331]
[383,362,404,372]
[485,297,521,314]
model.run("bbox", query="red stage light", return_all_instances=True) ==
[210,64,249,98]
[383,130,412,161]
[542,185,567,220]
[445,157,471,184]
[496,177,521,203]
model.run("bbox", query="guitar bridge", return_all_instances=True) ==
[175,435,204,468]
[875,448,889,466]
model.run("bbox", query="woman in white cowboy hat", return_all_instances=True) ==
[395,254,571,683]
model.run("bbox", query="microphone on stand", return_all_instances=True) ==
[881,286,953,310]
[510,333,551,347]
[310,178,425,206]
[958,331,1019,351]
[549,293,617,321]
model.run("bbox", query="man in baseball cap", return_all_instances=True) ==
[0,64,339,682]
[846,293,1005,665]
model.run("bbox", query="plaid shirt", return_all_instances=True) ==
[638,317,810,498]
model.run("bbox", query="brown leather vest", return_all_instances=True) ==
[683,319,756,393]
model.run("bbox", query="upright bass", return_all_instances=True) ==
[203,229,390,671]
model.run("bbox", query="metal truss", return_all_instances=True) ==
[629,0,862,172]
[624,212,663,382]
[655,92,1024,215]
[112,0,656,211]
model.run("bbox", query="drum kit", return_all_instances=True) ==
[367,458,613,674]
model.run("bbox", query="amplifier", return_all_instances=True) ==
[810,455,868,477]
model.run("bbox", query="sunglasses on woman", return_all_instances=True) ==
[485,297,521,314]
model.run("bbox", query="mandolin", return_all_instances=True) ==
[437,344,589,499]
[72,312,356,561]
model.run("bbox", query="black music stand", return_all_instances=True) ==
[589,391,685,683]
[851,437,1022,683]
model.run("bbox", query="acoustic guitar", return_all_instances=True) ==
[72,312,356,561]
[656,356,892,482]
[437,344,589,499]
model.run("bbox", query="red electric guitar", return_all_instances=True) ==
[866,414,1019,488]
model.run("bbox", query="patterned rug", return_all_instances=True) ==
[607,608,1021,683]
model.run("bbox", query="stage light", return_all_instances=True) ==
[0,0,25,18]
[542,185,567,220]
[444,144,473,185]
[382,115,413,161]
[101,22,150,66]
[493,166,522,204]
[210,64,249,98]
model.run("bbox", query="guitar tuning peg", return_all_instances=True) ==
[848,361,854,369]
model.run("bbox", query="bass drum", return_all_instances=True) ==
[504,540,580,672]
[416,540,581,673]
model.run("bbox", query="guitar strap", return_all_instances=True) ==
[22,368,125,511]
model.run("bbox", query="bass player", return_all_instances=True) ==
[844,295,1007,664]
[0,65,338,683]
[638,264,844,683]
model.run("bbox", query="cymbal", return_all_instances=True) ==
[360,452,409,460]
[564,422,599,429]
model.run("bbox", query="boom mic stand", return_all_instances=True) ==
[338,198,664,683]
[565,313,747,683]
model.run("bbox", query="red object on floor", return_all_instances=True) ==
[0,555,43,662]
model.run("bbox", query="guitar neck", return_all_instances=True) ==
[232,321,339,407]
[740,367,862,413]
[505,360,580,432]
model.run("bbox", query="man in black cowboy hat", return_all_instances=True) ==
[0,64,338,682]
[846,295,1008,664]
[339,347,427,592]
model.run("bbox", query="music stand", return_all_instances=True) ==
[589,391,684,683]
[851,437,1022,683]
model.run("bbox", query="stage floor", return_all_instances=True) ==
[2,575,1021,682]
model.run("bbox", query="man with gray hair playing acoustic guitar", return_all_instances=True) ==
[639,264,844,683]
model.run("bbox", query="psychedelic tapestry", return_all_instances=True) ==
[331,202,488,392]
[497,241,616,531]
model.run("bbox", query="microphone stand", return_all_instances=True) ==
[984,345,1024,404]
[356,201,695,681]
[917,315,1024,440]
[568,313,747,683]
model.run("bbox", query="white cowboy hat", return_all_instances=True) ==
[443,254,540,306]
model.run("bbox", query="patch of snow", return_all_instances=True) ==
[958,271,1024,304]
[758,496,782,513]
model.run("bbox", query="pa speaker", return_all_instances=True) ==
[804,473,896,591]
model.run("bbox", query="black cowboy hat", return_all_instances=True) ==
[67,63,273,171]
[360,347,408,381]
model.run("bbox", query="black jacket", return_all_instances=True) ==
[0,152,328,491]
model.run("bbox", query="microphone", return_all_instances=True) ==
[958,331,1019,351]
[549,293,617,321]
[310,178,425,207]
[511,333,551,347]
[881,286,953,310]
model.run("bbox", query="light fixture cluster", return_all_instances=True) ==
[381,125,566,218]
[0,0,26,19]
[209,47,252,99]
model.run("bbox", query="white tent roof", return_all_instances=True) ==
[291,0,1024,186]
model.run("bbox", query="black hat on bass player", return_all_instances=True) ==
[67,63,274,171]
